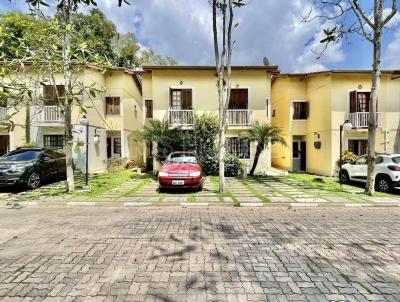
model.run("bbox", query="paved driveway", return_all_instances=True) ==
[1,206,400,301]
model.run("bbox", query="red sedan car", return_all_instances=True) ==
[158,152,203,191]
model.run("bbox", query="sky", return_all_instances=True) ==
[1,0,400,73]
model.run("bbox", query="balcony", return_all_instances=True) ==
[349,112,382,129]
[227,109,253,127]
[33,106,64,126]
[0,107,7,121]
[168,109,195,127]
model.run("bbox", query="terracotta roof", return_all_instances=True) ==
[274,70,400,78]
[142,65,280,74]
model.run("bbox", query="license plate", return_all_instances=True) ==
[172,180,185,186]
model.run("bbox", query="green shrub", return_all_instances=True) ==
[224,154,243,177]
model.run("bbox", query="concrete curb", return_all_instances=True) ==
[2,201,400,208]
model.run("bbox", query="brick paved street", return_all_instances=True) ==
[1,206,400,302]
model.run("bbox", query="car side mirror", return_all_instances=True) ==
[40,156,50,162]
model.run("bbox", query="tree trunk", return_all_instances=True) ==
[250,141,264,176]
[63,0,75,192]
[218,72,226,192]
[365,3,384,196]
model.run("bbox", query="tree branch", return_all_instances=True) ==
[351,0,374,28]
[212,0,220,72]
[382,0,397,26]
[348,0,374,42]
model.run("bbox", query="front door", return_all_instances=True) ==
[0,135,10,156]
[292,141,306,172]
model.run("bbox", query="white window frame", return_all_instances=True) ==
[169,86,195,110]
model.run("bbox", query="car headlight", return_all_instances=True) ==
[7,165,26,173]
[189,171,201,177]
[158,171,169,177]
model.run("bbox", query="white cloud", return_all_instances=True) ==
[1,0,349,72]
[385,27,400,69]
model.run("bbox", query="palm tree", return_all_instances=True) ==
[135,119,182,161]
[240,122,286,176]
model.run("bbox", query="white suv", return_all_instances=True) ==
[341,154,400,193]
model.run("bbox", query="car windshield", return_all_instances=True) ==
[166,154,198,164]
[1,150,41,161]
[392,157,400,164]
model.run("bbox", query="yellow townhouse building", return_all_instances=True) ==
[141,65,279,174]
[271,70,400,176]
[0,65,144,173]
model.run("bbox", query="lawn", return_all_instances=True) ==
[22,170,154,200]
[288,172,394,198]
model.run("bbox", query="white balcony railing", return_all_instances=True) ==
[227,109,253,126]
[33,106,64,124]
[0,107,7,120]
[168,109,195,126]
[349,112,382,129]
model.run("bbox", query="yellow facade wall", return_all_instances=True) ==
[142,68,273,173]
[272,72,400,176]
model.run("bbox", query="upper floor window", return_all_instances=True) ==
[292,101,309,120]
[145,99,153,119]
[227,137,250,159]
[106,97,120,115]
[170,89,192,110]
[229,88,248,109]
[350,91,371,113]
[43,85,65,106]
[44,135,64,149]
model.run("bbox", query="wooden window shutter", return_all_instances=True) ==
[145,100,153,118]
[181,89,192,110]
[349,90,357,113]
[305,102,310,119]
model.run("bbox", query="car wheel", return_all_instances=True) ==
[376,176,392,193]
[340,170,350,184]
[27,172,41,190]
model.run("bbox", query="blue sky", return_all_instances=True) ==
[1,0,399,72]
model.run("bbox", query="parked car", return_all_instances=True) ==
[0,147,66,190]
[341,154,400,193]
[158,151,203,191]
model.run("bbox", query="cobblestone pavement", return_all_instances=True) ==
[1,206,400,301]
[2,175,400,205]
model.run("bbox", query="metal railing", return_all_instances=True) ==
[349,112,382,128]
[168,109,195,126]
[227,109,253,126]
[0,107,7,120]
[33,106,64,124]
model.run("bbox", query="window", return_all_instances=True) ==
[229,89,248,109]
[266,98,269,118]
[170,89,192,110]
[292,141,300,158]
[227,137,250,159]
[113,137,121,155]
[107,137,121,158]
[354,156,367,165]
[292,102,309,120]
[349,91,371,113]
[44,135,64,149]
[348,139,368,156]
[43,85,65,106]
[145,99,153,118]
[106,97,121,115]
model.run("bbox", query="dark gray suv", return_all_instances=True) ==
[0,148,66,190]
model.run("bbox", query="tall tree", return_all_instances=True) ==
[306,0,398,195]
[20,0,130,192]
[212,0,244,193]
